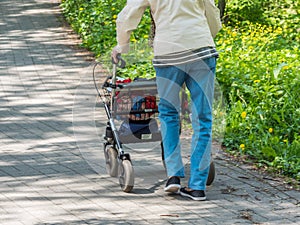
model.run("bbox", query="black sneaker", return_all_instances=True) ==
[164,176,180,193]
[180,187,206,201]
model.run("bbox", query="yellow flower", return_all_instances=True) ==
[79,7,84,11]
[283,139,288,143]
[268,128,273,133]
[276,27,283,34]
[282,65,289,70]
[113,15,117,19]
[241,111,247,119]
[240,144,245,150]
[143,35,149,39]
[111,7,116,11]
[254,80,261,83]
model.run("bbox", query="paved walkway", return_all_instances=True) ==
[0,0,299,224]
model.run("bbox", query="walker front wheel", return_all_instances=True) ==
[104,146,118,177]
[119,159,134,193]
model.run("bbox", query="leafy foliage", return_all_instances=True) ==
[61,0,300,180]
[215,1,300,179]
[60,0,151,57]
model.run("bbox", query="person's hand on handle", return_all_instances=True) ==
[111,46,121,64]
[111,46,126,68]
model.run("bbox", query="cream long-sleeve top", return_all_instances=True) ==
[115,0,222,56]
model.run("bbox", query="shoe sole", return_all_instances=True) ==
[180,192,206,201]
[164,184,180,193]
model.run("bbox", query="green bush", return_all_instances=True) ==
[61,0,300,180]
[60,0,151,57]
[216,24,299,179]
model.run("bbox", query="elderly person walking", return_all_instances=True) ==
[112,0,222,201]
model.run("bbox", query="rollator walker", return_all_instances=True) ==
[93,56,215,192]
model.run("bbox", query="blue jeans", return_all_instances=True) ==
[155,57,216,191]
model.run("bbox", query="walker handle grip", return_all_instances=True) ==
[112,54,126,68]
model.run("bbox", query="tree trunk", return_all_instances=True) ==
[218,0,226,19]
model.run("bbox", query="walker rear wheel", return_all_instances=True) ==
[119,159,134,193]
[160,141,166,169]
[207,161,215,186]
[104,146,118,177]
[161,142,216,186]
